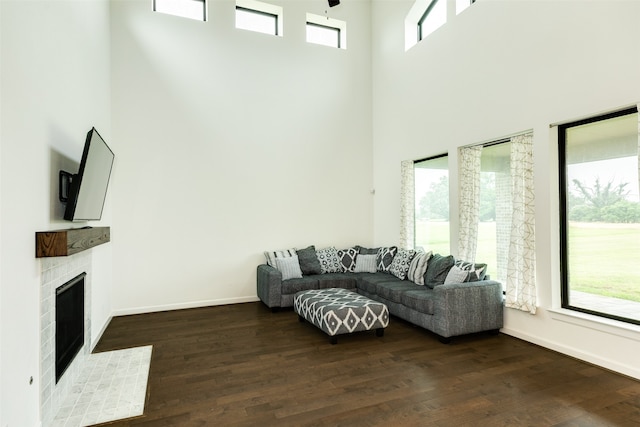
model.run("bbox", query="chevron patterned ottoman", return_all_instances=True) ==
[294,288,389,344]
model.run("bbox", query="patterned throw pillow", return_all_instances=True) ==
[316,247,342,274]
[389,248,417,280]
[264,248,296,267]
[376,247,398,273]
[297,246,322,275]
[407,250,432,285]
[337,247,358,273]
[275,255,303,280]
[353,254,377,273]
[454,260,488,282]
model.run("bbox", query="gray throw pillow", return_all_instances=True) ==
[424,254,455,288]
[444,265,470,284]
[275,255,303,280]
[354,254,377,273]
[297,246,322,275]
[358,246,379,255]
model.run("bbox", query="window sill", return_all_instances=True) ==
[548,308,640,342]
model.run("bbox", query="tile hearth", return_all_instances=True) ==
[51,345,152,427]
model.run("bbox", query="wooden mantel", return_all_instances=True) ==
[35,226,110,258]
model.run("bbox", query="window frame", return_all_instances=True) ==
[235,5,279,36]
[306,13,347,50]
[558,106,640,325]
[306,21,341,49]
[153,0,207,21]
[417,0,444,41]
[235,0,283,37]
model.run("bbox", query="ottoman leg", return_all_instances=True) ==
[376,328,384,337]
[330,336,338,345]
[298,315,305,323]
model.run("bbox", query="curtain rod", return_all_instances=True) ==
[458,128,533,150]
[549,103,639,128]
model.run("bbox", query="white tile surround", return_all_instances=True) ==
[41,252,93,426]
[40,252,151,427]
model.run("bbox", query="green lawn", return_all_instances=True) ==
[567,222,640,302]
[415,220,640,302]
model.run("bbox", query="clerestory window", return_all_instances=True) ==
[235,0,283,36]
[306,13,347,49]
[418,0,446,41]
[154,0,206,21]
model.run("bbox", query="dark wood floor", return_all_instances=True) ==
[93,302,640,426]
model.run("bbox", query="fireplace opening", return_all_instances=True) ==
[55,272,85,383]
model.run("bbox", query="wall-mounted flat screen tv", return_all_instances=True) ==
[61,127,115,222]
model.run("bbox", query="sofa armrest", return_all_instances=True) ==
[432,280,504,338]
[257,264,283,308]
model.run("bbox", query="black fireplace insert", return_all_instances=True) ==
[55,272,85,383]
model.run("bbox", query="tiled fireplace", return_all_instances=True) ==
[39,251,151,427]
[40,252,93,426]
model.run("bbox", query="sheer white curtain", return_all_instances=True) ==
[400,160,415,249]
[637,104,640,198]
[457,146,482,261]
[505,132,537,314]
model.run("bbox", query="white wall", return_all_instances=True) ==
[109,0,373,314]
[371,0,640,379]
[0,1,112,426]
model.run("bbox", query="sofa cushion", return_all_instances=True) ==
[407,251,432,285]
[376,247,398,272]
[337,247,358,272]
[373,281,419,304]
[354,254,377,273]
[389,248,416,280]
[316,247,342,274]
[424,254,455,288]
[297,246,322,275]
[281,277,319,295]
[401,289,435,314]
[317,273,358,290]
[356,273,393,294]
[264,247,296,267]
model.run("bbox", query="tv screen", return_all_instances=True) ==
[63,128,115,222]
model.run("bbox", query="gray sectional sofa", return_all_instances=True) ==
[257,246,504,342]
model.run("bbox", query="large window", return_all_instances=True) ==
[559,107,640,325]
[477,141,511,282]
[414,155,450,254]
[154,0,206,21]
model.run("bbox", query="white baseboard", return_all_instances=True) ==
[501,327,640,380]
[111,296,261,317]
